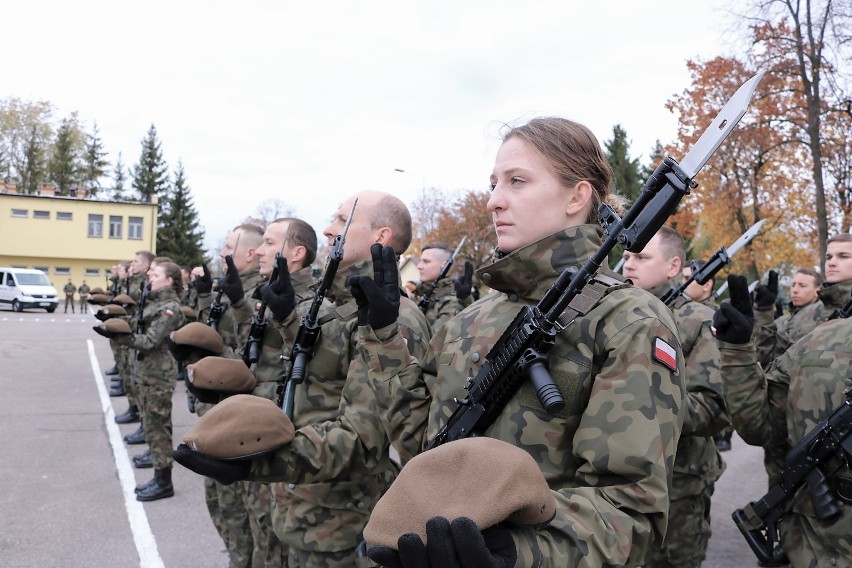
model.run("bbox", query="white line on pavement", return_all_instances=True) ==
[87,340,165,568]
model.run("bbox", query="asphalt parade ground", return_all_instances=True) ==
[1,308,768,567]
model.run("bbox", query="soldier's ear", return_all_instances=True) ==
[374,227,393,247]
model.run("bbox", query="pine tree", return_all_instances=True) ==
[604,124,643,204]
[20,125,47,193]
[48,117,82,195]
[157,161,206,266]
[81,122,109,197]
[131,124,169,205]
[112,152,128,200]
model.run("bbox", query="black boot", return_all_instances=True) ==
[109,383,126,397]
[114,406,140,424]
[105,365,119,376]
[136,467,174,501]
[135,476,158,494]
[124,425,146,445]
[132,449,153,469]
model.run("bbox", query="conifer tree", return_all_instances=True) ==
[112,152,128,200]
[131,124,169,205]
[20,125,48,193]
[157,161,206,266]
[48,116,83,195]
[81,122,109,197]
[604,124,643,204]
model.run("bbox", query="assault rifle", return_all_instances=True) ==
[417,236,467,313]
[426,71,765,450]
[205,255,233,332]
[661,219,764,306]
[134,281,150,361]
[279,198,358,418]
[732,388,852,565]
[242,256,280,367]
[828,297,852,320]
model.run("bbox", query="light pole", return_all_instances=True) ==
[393,168,426,192]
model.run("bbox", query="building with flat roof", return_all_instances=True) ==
[0,181,158,291]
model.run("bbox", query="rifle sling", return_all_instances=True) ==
[555,273,625,328]
[317,300,358,326]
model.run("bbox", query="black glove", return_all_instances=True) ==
[713,274,754,344]
[221,256,244,304]
[172,444,251,485]
[454,261,474,300]
[93,326,118,339]
[368,516,517,568]
[260,256,296,322]
[195,264,213,295]
[774,298,785,319]
[753,269,778,310]
[348,244,400,330]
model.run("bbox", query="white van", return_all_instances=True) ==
[0,267,60,313]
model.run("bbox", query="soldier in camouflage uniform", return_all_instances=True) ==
[413,243,470,334]
[622,227,729,568]
[713,275,852,568]
[114,252,153,425]
[779,234,852,353]
[192,224,267,568]
[352,119,687,567]
[78,281,91,312]
[113,261,186,500]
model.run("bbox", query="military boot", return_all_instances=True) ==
[136,467,174,502]
[114,405,140,424]
[108,382,126,397]
[135,476,158,494]
[124,425,145,445]
[132,449,153,469]
[105,365,119,376]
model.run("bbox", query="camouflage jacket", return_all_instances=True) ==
[250,266,316,401]
[118,287,185,385]
[197,268,265,359]
[359,226,686,567]
[717,322,852,566]
[250,258,431,554]
[415,278,461,335]
[651,282,728,499]
[781,279,852,353]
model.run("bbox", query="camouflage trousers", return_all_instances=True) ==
[204,477,254,568]
[780,506,852,568]
[244,480,287,568]
[113,342,139,408]
[137,380,175,469]
[643,491,712,568]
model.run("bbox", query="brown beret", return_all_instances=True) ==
[183,394,294,460]
[113,293,136,307]
[94,304,128,321]
[87,293,111,305]
[93,318,133,339]
[363,437,557,549]
[172,322,224,354]
[90,287,106,295]
[180,306,198,321]
[186,357,257,396]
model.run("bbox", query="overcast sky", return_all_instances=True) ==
[5,0,742,254]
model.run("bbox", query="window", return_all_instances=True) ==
[109,215,123,238]
[85,268,100,277]
[33,210,50,219]
[5,273,12,285]
[55,267,71,275]
[128,216,143,240]
[11,209,27,218]
[34,266,49,273]
[88,214,103,237]
[57,212,72,220]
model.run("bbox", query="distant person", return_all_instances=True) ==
[78,281,91,312]
[63,279,77,313]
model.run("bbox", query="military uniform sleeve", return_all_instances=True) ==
[124,305,182,352]
[754,307,778,369]
[510,316,686,567]
[680,320,729,437]
[717,340,774,446]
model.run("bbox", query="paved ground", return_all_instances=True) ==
[0,307,771,567]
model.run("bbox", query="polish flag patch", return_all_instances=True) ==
[165,309,175,317]
[653,337,677,372]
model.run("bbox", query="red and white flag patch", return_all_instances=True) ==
[165,309,175,318]
[652,337,677,372]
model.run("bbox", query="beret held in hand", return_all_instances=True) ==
[185,356,257,403]
[90,287,106,295]
[87,293,111,306]
[183,394,294,460]
[112,293,136,307]
[93,318,132,338]
[167,322,224,363]
[363,437,556,550]
[94,304,127,322]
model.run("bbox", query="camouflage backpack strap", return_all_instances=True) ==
[555,269,628,327]
[317,300,359,326]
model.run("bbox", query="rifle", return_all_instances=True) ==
[134,281,150,361]
[732,388,852,565]
[426,71,765,450]
[242,255,280,367]
[417,236,467,313]
[612,257,625,274]
[279,198,358,418]
[660,219,765,306]
[828,297,852,320]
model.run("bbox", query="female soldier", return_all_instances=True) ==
[353,117,687,567]
[117,260,185,501]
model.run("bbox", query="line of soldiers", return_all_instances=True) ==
[87,115,848,567]
[62,279,91,313]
